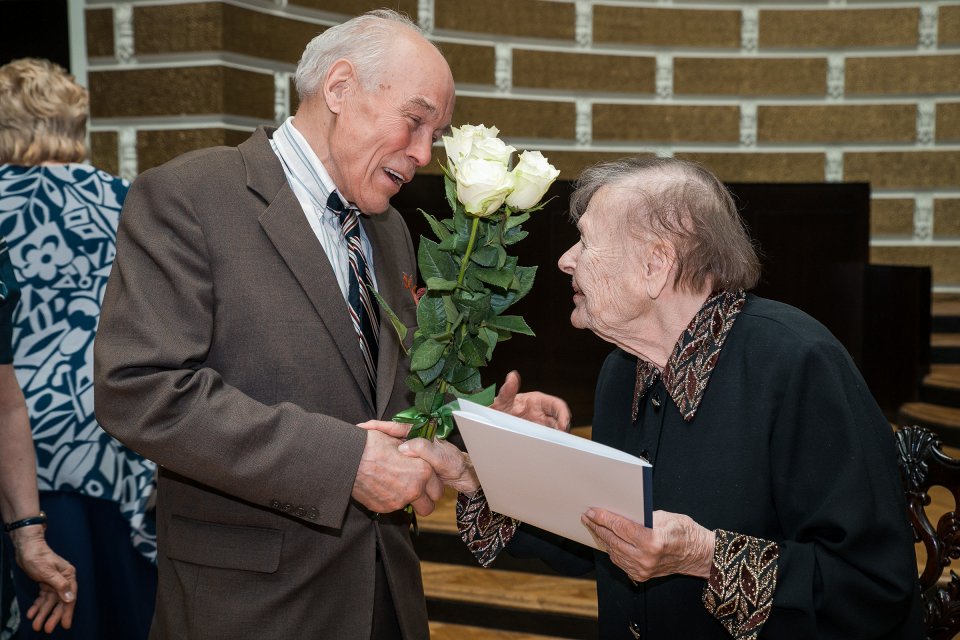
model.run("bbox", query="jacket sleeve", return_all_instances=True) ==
[760,339,920,638]
[93,164,368,530]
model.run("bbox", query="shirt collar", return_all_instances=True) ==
[631,289,747,422]
[272,116,348,213]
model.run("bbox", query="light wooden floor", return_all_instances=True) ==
[429,622,571,639]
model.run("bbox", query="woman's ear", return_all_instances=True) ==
[323,59,356,115]
[643,240,675,300]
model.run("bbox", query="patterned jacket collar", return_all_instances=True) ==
[631,289,747,422]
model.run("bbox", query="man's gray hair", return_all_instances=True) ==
[570,156,761,293]
[295,9,423,101]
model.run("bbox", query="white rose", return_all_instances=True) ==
[505,150,560,210]
[442,124,500,172]
[455,156,513,217]
[469,136,515,167]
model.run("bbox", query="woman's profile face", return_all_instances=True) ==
[557,187,648,343]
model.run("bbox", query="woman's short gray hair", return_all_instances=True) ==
[570,156,761,293]
[295,9,423,101]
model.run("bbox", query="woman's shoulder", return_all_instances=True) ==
[733,294,855,366]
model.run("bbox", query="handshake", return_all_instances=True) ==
[350,371,571,516]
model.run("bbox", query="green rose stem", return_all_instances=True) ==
[424,215,482,441]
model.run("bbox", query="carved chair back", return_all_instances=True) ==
[895,424,960,639]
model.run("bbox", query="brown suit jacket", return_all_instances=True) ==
[94,127,425,639]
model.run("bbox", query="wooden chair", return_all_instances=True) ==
[895,424,960,639]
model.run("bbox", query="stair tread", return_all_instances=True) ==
[933,301,960,317]
[923,370,960,390]
[932,333,960,347]
[429,622,575,640]
[419,487,459,535]
[421,560,598,618]
[900,402,960,428]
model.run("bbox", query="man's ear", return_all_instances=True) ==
[643,240,675,300]
[323,59,356,115]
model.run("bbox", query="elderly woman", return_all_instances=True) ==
[0,58,156,640]
[401,157,923,639]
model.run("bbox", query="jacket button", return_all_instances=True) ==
[269,500,281,509]
[294,506,306,517]
[281,503,293,512]
[639,449,650,461]
[306,508,319,520]
[651,395,662,410]
[628,621,642,639]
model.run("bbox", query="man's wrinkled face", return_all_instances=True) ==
[558,187,649,342]
[327,34,454,214]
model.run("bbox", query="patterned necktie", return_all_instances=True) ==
[327,191,380,396]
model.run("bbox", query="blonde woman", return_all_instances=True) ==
[0,58,156,640]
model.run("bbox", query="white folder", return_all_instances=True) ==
[454,399,652,550]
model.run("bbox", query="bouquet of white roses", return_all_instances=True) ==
[376,124,560,440]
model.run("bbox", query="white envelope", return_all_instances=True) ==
[454,399,652,550]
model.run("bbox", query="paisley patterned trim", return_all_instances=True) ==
[632,289,746,422]
[456,488,518,568]
[702,528,778,640]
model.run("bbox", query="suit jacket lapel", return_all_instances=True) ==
[242,128,373,411]
[361,215,403,419]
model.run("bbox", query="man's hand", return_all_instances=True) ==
[353,422,443,516]
[11,527,77,633]
[491,371,572,431]
[580,509,716,582]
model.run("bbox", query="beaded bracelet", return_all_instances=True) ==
[3,511,47,532]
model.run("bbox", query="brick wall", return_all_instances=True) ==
[84,0,960,292]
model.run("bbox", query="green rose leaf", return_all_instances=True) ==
[418,238,456,282]
[512,265,537,300]
[485,314,535,336]
[470,245,499,267]
[421,210,450,243]
[473,266,514,290]
[478,326,499,359]
[416,355,446,386]
[459,335,488,367]
[505,212,530,230]
[416,294,447,336]
[456,290,493,324]
[367,286,407,348]
[410,337,446,371]
[503,228,529,246]
[425,277,458,292]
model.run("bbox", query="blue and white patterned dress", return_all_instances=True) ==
[0,163,157,562]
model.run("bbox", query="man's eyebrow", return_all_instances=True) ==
[405,96,437,114]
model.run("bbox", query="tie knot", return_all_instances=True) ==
[326,190,350,218]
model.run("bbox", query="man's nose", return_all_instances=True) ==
[409,132,433,167]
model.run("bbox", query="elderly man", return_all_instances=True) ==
[94,11,456,640]
[398,157,924,639]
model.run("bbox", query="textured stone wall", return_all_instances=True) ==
[84,0,960,291]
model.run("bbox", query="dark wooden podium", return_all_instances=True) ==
[393,176,929,423]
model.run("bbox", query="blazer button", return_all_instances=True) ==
[628,621,642,639]
[269,500,281,509]
[281,503,293,512]
[651,395,662,410]
[306,508,319,520]
[294,506,306,517]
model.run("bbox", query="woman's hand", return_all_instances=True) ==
[492,371,572,431]
[399,438,480,495]
[10,526,77,633]
[581,509,716,582]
